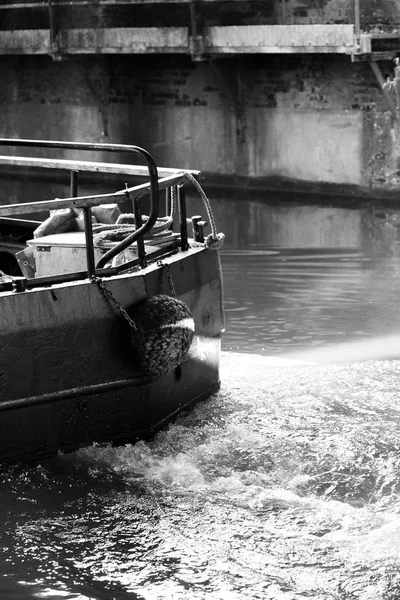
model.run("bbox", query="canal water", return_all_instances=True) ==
[3,191,400,599]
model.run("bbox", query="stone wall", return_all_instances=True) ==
[0,53,399,197]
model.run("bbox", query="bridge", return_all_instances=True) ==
[0,0,398,62]
[1,1,400,201]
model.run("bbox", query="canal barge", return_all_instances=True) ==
[0,139,224,464]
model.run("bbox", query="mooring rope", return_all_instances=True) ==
[92,185,176,245]
[185,173,226,332]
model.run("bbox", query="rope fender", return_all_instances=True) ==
[128,295,195,378]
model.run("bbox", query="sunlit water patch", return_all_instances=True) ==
[3,353,400,599]
[221,249,400,356]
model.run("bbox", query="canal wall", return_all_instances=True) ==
[0,52,399,199]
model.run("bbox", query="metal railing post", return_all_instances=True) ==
[48,0,60,58]
[82,206,96,278]
[354,0,361,42]
[133,197,147,268]
[70,171,78,198]
[178,184,189,251]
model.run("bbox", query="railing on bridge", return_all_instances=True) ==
[0,0,398,61]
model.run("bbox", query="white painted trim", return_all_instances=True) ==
[0,25,358,55]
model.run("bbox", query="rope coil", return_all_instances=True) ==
[92,185,176,246]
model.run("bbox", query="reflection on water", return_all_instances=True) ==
[222,248,400,361]
[209,192,400,361]
[3,195,400,599]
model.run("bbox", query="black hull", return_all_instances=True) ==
[0,352,220,464]
[0,248,222,463]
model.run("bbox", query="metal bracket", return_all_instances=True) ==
[48,0,63,61]
[189,35,205,61]
[188,0,205,61]
[369,60,399,122]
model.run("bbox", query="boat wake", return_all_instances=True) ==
[3,351,400,599]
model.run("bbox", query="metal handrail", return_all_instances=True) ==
[0,138,160,276]
[0,155,195,178]
[0,174,185,217]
